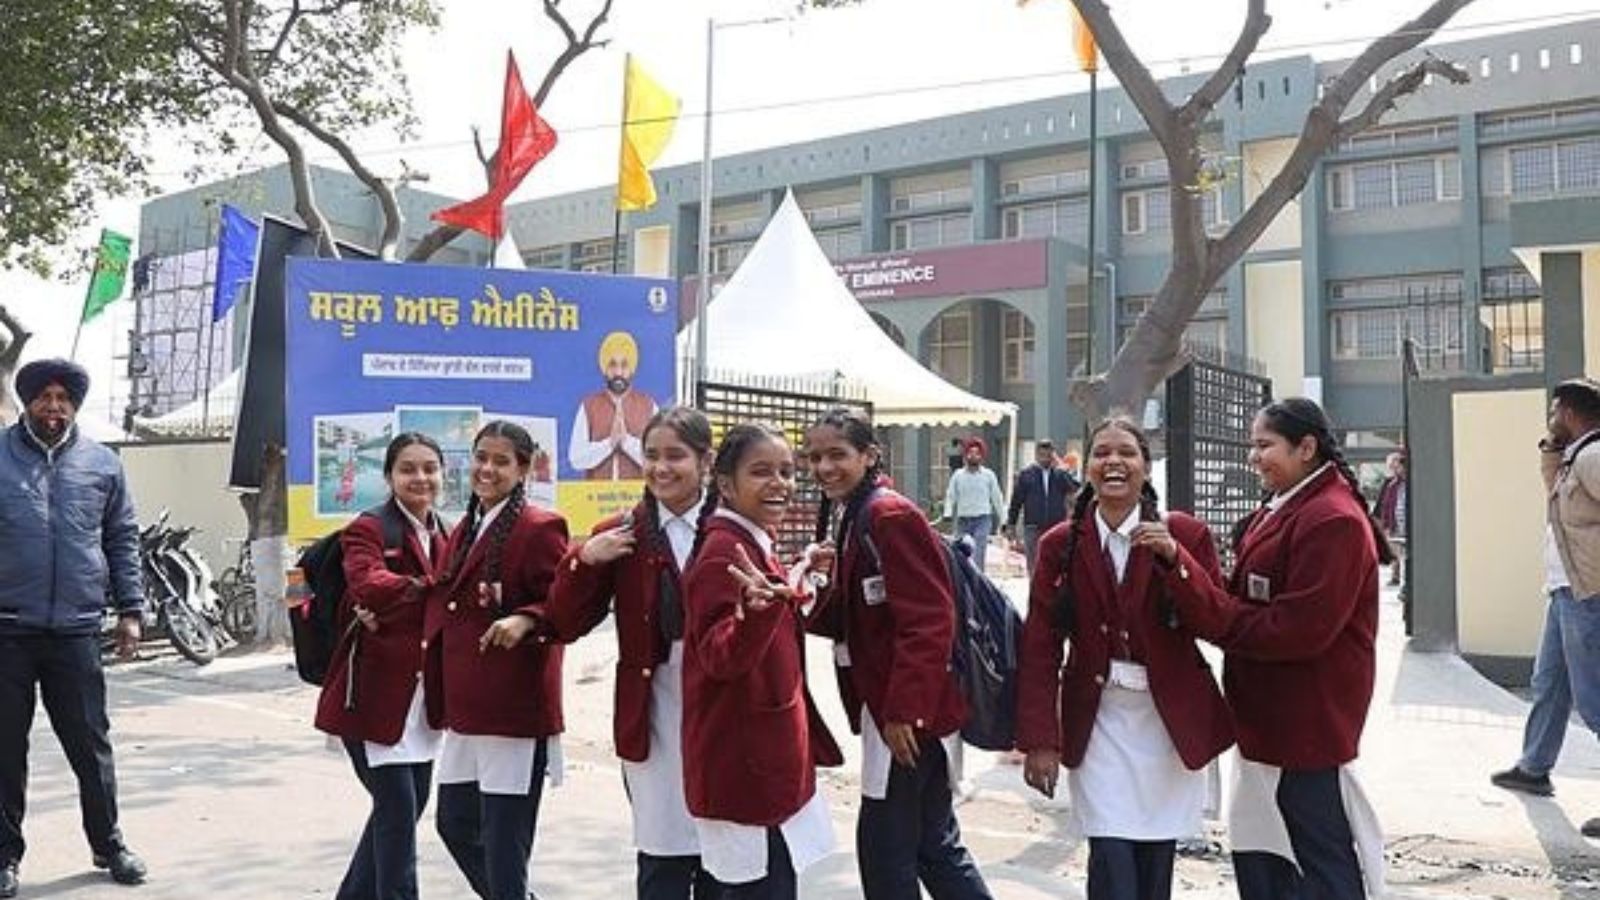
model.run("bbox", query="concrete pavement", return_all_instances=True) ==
[8,584,1600,897]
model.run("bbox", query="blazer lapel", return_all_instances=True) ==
[1076,512,1118,603]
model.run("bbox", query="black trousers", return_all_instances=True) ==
[857,736,993,900]
[336,739,432,900]
[0,632,124,865]
[721,827,796,900]
[1085,837,1175,900]
[436,738,549,900]
[637,851,725,900]
[1233,768,1365,900]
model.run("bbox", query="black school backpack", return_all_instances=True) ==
[291,503,407,686]
[851,489,1024,751]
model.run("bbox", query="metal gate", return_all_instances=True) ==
[1164,350,1273,573]
[695,378,872,560]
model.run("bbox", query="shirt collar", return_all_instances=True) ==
[656,494,704,531]
[475,497,511,537]
[395,501,431,534]
[1268,461,1334,512]
[1094,506,1140,544]
[1565,429,1600,464]
[713,507,775,558]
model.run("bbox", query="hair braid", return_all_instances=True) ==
[443,492,482,584]
[1321,436,1397,566]
[483,481,526,591]
[1051,482,1098,633]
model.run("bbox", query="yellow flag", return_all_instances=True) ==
[1070,6,1098,73]
[617,57,681,212]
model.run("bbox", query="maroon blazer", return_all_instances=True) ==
[545,501,679,762]
[682,516,842,827]
[811,489,965,738]
[1163,466,1380,769]
[423,504,570,739]
[1015,508,1233,770]
[315,504,446,744]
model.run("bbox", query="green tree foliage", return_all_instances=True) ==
[0,0,202,274]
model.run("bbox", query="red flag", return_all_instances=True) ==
[432,51,558,239]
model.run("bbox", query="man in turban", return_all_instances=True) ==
[0,359,147,895]
[568,331,658,480]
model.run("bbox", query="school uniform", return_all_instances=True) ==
[546,497,722,899]
[1162,464,1386,899]
[424,500,569,900]
[817,487,992,900]
[681,510,843,898]
[1016,506,1232,900]
[315,500,446,900]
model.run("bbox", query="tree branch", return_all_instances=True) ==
[1336,56,1469,141]
[275,100,404,258]
[1179,0,1268,125]
[0,302,33,371]
[1069,0,1175,146]
[1318,0,1474,123]
[265,0,305,70]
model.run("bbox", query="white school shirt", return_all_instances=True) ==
[363,502,443,768]
[1229,757,1386,896]
[692,508,837,884]
[436,495,565,793]
[621,496,704,857]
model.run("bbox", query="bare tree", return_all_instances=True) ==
[405,0,614,262]
[1073,0,1473,416]
[0,303,32,424]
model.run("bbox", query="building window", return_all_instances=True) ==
[1327,154,1460,210]
[1002,197,1087,241]
[890,185,972,212]
[710,215,764,239]
[1329,304,1464,361]
[1122,188,1219,235]
[573,238,625,273]
[1118,293,1227,353]
[927,309,972,385]
[1481,100,1600,135]
[523,244,565,269]
[1119,159,1170,181]
[1001,169,1090,196]
[1328,272,1463,303]
[814,227,860,261]
[1496,137,1600,197]
[1002,309,1035,384]
[803,201,862,225]
[891,213,971,250]
[1482,265,1544,373]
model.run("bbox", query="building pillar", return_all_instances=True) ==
[1457,113,1486,370]
[971,157,999,241]
[861,174,889,253]
[1036,271,1073,445]
[1542,251,1586,387]
[1299,159,1327,398]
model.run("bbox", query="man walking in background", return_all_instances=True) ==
[0,359,148,896]
[1004,439,1077,576]
[943,437,1006,573]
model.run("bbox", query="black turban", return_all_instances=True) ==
[15,358,90,409]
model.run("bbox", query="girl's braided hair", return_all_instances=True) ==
[1052,417,1168,632]
[442,420,534,597]
[1255,397,1396,565]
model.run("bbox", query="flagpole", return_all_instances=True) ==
[694,18,715,395]
[70,229,103,361]
[1085,64,1098,380]
[612,54,633,276]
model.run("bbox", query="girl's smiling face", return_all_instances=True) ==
[803,423,877,502]
[387,443,443,516]
[644,424,710,514]
[472,435,528,507]
[1085,425,1147,509]
[717,435,795,531]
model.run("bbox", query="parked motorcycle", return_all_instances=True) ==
[107,510,226,664]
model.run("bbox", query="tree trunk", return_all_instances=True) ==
[250,445,290,648]
[0,303,32,425]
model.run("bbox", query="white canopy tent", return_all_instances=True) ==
[130,369,239,438]
[682,190,1019,485]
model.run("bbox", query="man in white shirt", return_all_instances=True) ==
[943,437,1006,572]
[568,331,659,480]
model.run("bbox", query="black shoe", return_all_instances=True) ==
[0,862,16,899]
[1583,817,1600,838]
[92,848,147,885]
[1491,766,1555,797]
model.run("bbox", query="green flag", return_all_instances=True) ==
[81,229,132,323]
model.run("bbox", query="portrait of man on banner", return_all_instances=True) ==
[568,330,658,480]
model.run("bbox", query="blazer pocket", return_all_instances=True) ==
[744,698,804,777]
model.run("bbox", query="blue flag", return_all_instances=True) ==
[212,204,260,320]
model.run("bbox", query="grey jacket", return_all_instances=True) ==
[0,421,143,633]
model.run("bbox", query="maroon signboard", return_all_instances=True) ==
[833,239,1050,302]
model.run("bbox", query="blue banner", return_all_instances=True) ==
[284,258,677,539]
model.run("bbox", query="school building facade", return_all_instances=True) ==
[135,18,1600,505]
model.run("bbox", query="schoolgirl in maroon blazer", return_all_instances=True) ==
[1016,418,1232,900]
[802,406,992,900]
[681,422,842,898]
[314,432,448,900]
[1145,398,1395,900]
[424,420,570,900]
[543,406,722,898]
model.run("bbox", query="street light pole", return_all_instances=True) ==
[693,17,715,396]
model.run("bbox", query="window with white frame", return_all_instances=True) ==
[523,245,566,269]
[814,227,861,261]
[891,213,971,250]
[1002,198,1088,241]
[1328,272,1463,303]
[1002,309,1035,383]
[1327,154,1461,211]
[890,185,973,212]
[1122,188,1221,234]
[927,309,972,385]
[1001,169,1090,196]
[1329,303,1464,360]
[803,201,862,225]
[710,241,752,275]
[573,238,625,273]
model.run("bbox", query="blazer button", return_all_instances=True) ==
[915,718,925,729]
[415,670,423,681]
[642,667,652,678]
[447,601,458,612]
[1120,630,1130,641]
[1099,623,1109,634]
[420,639,428,650]
[1094,674,1106,685]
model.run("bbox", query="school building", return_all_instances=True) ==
[132,17,1600,508]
